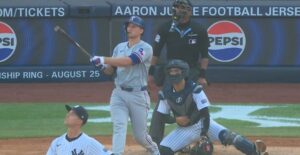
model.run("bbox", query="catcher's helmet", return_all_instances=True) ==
[124,15,144,29]
[190,139,214,155]
[165,59,189,84]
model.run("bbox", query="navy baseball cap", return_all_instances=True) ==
[65,105,89,125]
[124,16,145,29]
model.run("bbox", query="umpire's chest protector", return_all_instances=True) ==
[163,81,197,117]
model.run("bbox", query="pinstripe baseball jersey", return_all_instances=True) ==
[112,40,152,88]
[46,133,111,155]
[157,82,210,116]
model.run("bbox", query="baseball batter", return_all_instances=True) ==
[155,59,268,155]
[47,105,112,155]
[90,16,160,155]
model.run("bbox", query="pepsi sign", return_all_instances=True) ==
[0,21,17,63]
[208,20,246,62]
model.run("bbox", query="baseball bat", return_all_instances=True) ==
[54,25,92,58]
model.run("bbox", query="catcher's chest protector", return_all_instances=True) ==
[163,82,197,117]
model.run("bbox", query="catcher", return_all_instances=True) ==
[155,59,268,155]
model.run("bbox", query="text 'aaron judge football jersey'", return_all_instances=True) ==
[47,133,111,155]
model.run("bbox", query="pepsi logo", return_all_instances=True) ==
[208,20,246,62]
[0,21,17,62]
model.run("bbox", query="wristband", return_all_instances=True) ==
[100,56,105,64]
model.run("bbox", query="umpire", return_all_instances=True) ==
[149,0,210,145]
[149,0,210,86]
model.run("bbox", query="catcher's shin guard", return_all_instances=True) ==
[219,130,266,155]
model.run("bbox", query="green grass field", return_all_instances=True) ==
[0,103,299,139]
[250,104,300,118]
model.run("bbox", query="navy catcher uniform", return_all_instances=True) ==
[155,60,268,155]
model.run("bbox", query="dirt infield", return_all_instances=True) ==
[1,82,300,103]
[0,82,300,155]
[0,136,300,155]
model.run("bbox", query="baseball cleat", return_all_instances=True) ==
[262,152,269,155]
[255,140,267,155]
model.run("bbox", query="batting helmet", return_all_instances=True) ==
[165,59,189,84]
[124,16,145,29]
[190,139,214,155]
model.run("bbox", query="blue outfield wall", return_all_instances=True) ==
[0,0,300,83]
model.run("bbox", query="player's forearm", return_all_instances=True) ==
[198,58,209,78]
[189,107,209,125]
[104,57,132,67]
[200,109,210,136]
[199,58,209,70]
[151,56,158,65]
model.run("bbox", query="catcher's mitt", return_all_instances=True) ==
[190,136,213,155]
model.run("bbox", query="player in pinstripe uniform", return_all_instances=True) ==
[47,105,112,155]
[90,16,160,155]
[156,59,268,155]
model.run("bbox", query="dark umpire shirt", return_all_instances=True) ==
[153,20,210,68]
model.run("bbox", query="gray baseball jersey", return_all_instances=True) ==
[109,40,160,155]
[46,133,111,155]
[112,40,152,87]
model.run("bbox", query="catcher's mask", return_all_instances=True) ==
[190,138,214,155]
[172,0,192,23]
[165,59,189,84]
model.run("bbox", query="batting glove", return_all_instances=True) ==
[90,56,105,67]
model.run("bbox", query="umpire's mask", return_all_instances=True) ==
[165,59,189,84]
[172,0,192,23]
